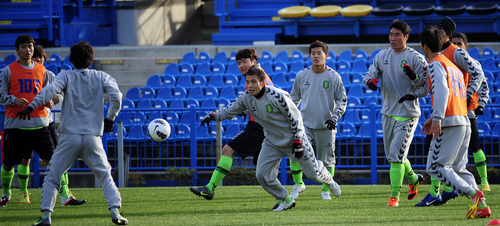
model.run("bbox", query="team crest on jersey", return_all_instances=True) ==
[266,104,273,113]
[400,60,407,68]
[323,80,330,89]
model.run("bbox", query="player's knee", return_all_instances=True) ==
[222,145,235,157]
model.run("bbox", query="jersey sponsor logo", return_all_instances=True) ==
[400,60,408,68]
[323,80,330,89]
[266,104,273,113]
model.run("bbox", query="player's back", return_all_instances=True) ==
[57,69,122,136]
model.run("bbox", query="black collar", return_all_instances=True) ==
[442,40,452,51]
[255,86,266,99]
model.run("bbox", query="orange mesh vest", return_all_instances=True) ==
[427,55,467,117]
[5,61,47,118]
[442,44,478,110]
[246,67,274,122]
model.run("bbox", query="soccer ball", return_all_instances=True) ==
[147,118,171,142]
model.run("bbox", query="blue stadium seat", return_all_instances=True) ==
[274,50,290,65]
[163,74,176,87]
[63,54,73,68]
[141,87,156,99]
[59,64,72,72]
[260,50,273,63]
[108,126,127,142]
[350,60,368,75]
[210,124,224,139]
[198,51,211,65]
[229,51,237,63]
[187,86,205,102]
[338,49,353,64]
[274,61,288,74]
[212,62,226,75]
[326,60,336,70]
[46,64,58,75]
[121,98,135,110]
[288,72,297,83]
[176,75,193,91]
[196,125,214,142]
[126,87,142,104]
[347,96,362,107]
[272,73,291,90]
[220,86,237,100]
[157,87,174,103]
[181,63,195,75]
[290,61,305,74]
[354,49,368,62]
[348,85,366,101]
[238,77,246,87]
[327,50,337,62]
[363,96,378,106]
[146,75,163,91]
[49,53,63,68]
[164,63,181,78]
[124,125,148,142]
[154,99,168,110]
[291,50,305,64]
[176,124,191,140]
[341,74,352,89]
[170,99,185,109]
[477,108,493,123]
[165,111,179,125]
[482,58,500,74]
[193,74,207,87]
[493,108,500,123]
[208,74,225,90]
[195,62,212,77]
[116,112,132,128]
[213,51,228,66]
[477,122,491,139]
[179,111,198,125]
[223,124,241,141]
[226,62,240,76]
[173,87,188,99]
[3,54,16,65]
[181,51,197,66]
[225,74,239,87]
[137,99,153,116]
[337,60,351,77]
[0,64,6,70]
[236,86,245,95]
[360,109,370,124]
[484,71,495,83]
[186,98,200,109]
[201,98,216,108]
[364,86,378,99]
[337,123,356,140]
[132,112,148,125]
[343,109,362,126]
[217,98,231,108]
[204,85,219,99]
[351,73,364,85]
[491,122,500,137]
[468,47,481,62]
[368,49,382,66]
[260,61,274,76]
[148,111,164,124]
[482,47,496,60]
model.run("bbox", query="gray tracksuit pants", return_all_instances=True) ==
[382,115,418,163]
[41,134,121,212]
[256,137,332,201]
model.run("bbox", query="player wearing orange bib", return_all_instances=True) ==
[420,25,490,219]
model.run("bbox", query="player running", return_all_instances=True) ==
[419,25,491,219]
[17,41,128,225]
[289,40,347,200]
[189,48,274,202]
[199,65,341,211]
[363,19,428,207]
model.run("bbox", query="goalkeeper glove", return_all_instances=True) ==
[398,94,417,103]
[292,139,304,159]
[104,118,114,133]
[474,106,484,116]
[325,119,336,130]
[16,106,34,120]
[201,113,215,126]
[403,63,417,81]
[367,78,378,91]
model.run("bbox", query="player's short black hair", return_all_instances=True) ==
[70,41,94,69]
[419,25,444,53]
[244,65,265,82]
[451,32,468,45]
[309,40,329,55]
[33,45,47,64]
[15,34,35,49]
[390,19,411,36]
[235,48,258,62]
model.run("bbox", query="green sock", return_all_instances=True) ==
[290,161,303,186]
[403,159,418,185]
[443,184,454,192]
[1,166,14,197]
[207,156,233,193]
[467,189,477,198]
[473,150,489,185]
[284,195,293,204]
[59,172,70,199]
[17,165,29,194]
[429,177,441,197]
[390,162,404,199]
[322,167,335,192]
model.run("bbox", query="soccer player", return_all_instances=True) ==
[0,35,79,208]
[17,41,128,225]
[419,25,491,219]
[32,45,87,206]
[200,65,341,211]
[189,48,273,202]
[362,19,428,207]
[289,40,347,200]
[415,29,490,207]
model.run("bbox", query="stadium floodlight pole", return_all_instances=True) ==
[117,121,125,188]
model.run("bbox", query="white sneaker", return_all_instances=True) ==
[328,180,341,197]
[290,184,306,199]
[321,191,332,200]
[273,199,296,212]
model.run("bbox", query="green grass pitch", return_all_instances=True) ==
[2,185,499,225]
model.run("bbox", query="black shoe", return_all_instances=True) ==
[32,217,51,226]
[0,195,10,207]
[441,189,459,204]
[189,186,214,200]
[111,212,129,225]
[63,197,87,206]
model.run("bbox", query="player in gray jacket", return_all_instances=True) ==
[201,65,341,211]
[17,42,128,226]
[362,19,428,207]
[289,40,347,200]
